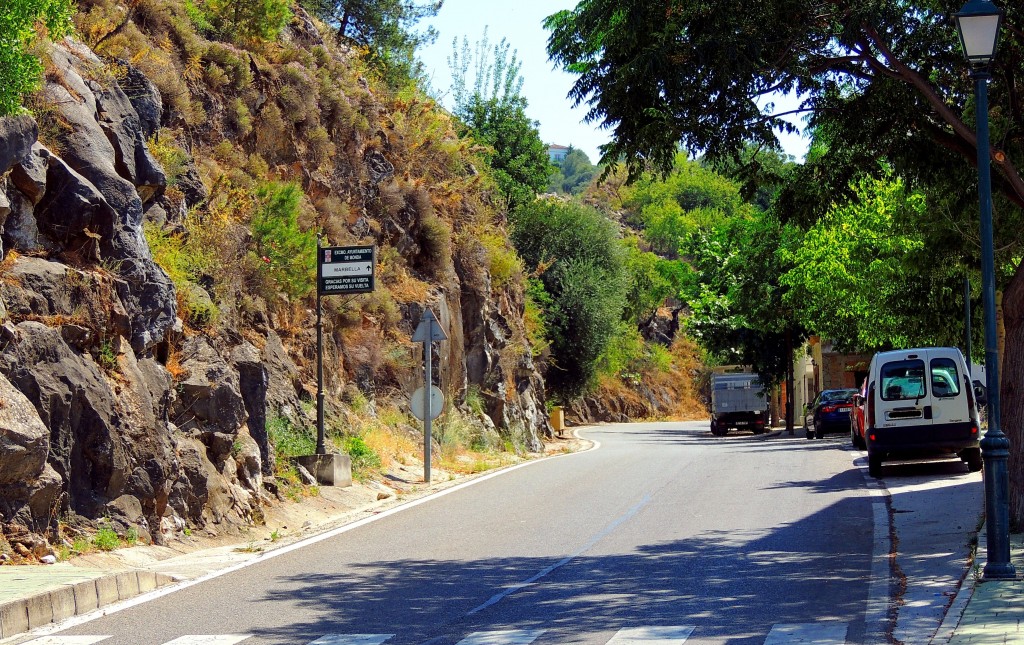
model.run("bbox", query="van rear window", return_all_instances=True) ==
[880,359,926,401]
[930,358,961,397]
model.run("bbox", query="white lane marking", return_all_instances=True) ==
[308,636,395,645]
[763,622,847,644]
[161,637,252,644]
[467,494,652,615]
[606,625,695,643]
[28,437,601,637]
[455,630,545,644]
[18,639,111,644]
[857,454,895,641]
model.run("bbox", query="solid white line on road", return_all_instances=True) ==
[19,638,111,644]
[161,637,252,644]
[606,625,695,643]
[28,439,602,639]
[763,622,847,644]
[308,636,395,644]
[856,454,895,642]
[455,630,546,644]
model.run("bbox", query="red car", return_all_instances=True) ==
[850,377,867,449]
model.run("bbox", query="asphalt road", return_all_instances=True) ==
[46,422,897,644]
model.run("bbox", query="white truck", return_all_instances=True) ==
[710,369,771,436]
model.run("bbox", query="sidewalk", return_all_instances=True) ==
[936,529,1024,644]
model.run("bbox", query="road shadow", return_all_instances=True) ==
[195,495,883,645]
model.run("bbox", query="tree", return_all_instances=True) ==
[303,0,441,87]
[682,217,806,385]
[448,30,550,211]
[620,154,752,257]
[781,172,970,351]
[547,147,596,195]
[0,0,74,116]
[203,0,292,42]
[458,96,550,210]
[510,198,627,398]
[546,0,1024,528]
[545,1,1023,203]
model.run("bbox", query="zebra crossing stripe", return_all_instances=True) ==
[455,629,546,644]
[161,637,253,645]
[308,636,395,644]
[15,623,850,644]
[763,623,848,644]
[18,639,111,645]
[606,625,695,643]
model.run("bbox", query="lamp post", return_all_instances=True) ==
[955,0,1015,580]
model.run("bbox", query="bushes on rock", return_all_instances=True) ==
[2,0,74,115]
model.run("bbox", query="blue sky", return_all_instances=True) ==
[417,0,811,165]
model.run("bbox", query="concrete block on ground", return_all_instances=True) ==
[49,586,76,622]
[137,570,158,593]
[295,453,352,487]
[25,593,52,630]
[73,580,98,614]
[0,601,29,639]
[95,576,120,607]
[115,572,140,600]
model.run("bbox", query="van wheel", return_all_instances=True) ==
[868,453,883,478]
[961,448,983,472]
[710,419,727,437]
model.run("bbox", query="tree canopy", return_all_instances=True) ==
[448,30,550,211]
[302,0,441,87]
[544,1,1023,211]
[547,147,597,195]
[511,198,627,398]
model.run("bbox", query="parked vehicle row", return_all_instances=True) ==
[712,347,987,479]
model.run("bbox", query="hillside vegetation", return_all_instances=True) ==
[0,0,707,558]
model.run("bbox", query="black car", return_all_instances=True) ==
[805,388,859,439]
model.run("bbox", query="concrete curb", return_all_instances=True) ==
[0,570,176,639]
[931,523,983,644]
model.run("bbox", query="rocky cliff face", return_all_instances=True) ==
[0,18,549,558]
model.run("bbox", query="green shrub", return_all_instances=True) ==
[480,231,522,288]
[147,132,190,186]
[343,435,381,478]
[143,221,219,328]
[268,416,315,461]
[464,385,485,416]
[93,527,119,551]
[250,182,317,301]
[1,0,74,116]
[203,0,291,42]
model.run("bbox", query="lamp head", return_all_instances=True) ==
[955,0,1004,67]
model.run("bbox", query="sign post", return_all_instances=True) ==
[411,308,447,482]
[315,241,375,455]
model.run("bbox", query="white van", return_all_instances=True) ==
[863,347,982,477]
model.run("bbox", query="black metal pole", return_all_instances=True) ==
[965,276,972,377]
[316,235,326,456]
[974,68,1015,579]
[786,327,794,435]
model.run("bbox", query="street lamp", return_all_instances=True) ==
[954,0,1015,580]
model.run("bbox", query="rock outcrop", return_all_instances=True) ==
[0,20,551,556]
